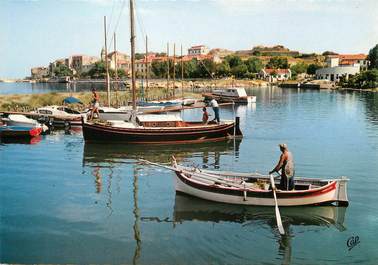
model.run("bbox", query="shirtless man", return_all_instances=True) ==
[269,144,295,190]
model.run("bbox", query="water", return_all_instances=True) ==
[0,81,147,95]
[1,87,378,264]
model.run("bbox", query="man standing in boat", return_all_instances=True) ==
[269,144,295,190]
[89,88,100,120]
[209,97,220,124]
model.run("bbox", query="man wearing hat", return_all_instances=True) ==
[269,144,295,190]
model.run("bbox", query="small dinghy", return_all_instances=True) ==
[2,114,48,132]
[142,158,349,207]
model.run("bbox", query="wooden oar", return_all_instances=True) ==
[270,174,285,235]
[139,159,250,190]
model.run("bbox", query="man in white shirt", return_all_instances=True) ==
[209,97,220,123]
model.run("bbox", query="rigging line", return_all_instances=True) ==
[134,0,148,49]
[109,0,127,49]
[199,59,215,79]
[106,0,117,50]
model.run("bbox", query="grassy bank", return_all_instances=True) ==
[0,89,201,112]
[1,79,269,112]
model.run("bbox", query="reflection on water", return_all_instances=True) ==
[173,193,347,265]
[0,135,42,145]
[133,167,141,265]
[83,139,241,166]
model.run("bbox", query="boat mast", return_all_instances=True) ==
[181,44,184,99]
[114,32,119,106]
[166,42,170,99]
[173,43,176,98]
[104,16,111,107]
[130,0,136,110]
[145,35,149,101]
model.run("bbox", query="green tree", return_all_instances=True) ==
[215,62,231,77]
[322,51,338,56]
[85,61,107,79]
[245,57,263,73]
[266,57,289,69]
[231,64,248,78]
[307,64,321,75]
[368,44,378,69]
[151,61,167,78]
[224,55,243,68]
[290,62,308,78]
[53,63,73,77]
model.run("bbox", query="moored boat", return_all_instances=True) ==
[35,105,85,127]
[146,160,349,207]
[1,114,48,132]
[203,87,256,104]
[82,115,242,144]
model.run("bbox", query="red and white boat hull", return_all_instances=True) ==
[174,169,349,207]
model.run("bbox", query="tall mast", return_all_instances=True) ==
[145,35,149,101]
[130,0,136,110]
[181,44,184,99]
[114,32,118,106]
[104,16,111,106]
[173,43,176,97]
[166,42,170,99]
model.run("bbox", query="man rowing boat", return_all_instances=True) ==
[269,144,295,190]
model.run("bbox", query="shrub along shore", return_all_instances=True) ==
[0,79,268,112]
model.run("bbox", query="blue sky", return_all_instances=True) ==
[1,0,377,78]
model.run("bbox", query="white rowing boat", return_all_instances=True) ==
[142,158,349,207]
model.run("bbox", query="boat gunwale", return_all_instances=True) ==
[175,169,338,199]
[83,120,236,134]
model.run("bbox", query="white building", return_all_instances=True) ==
[315,54,368,82]
[188,45,209,56]
[259,68,291,82]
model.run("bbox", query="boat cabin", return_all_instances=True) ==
[136,114,184,127]
[213,88,248,98]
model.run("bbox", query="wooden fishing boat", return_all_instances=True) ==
[203,88,256,104]
[82,115,242,144]
[0,126,43,139]
[172,162,349,207]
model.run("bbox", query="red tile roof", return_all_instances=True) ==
[264,68,290,74]
[190,45,206,49]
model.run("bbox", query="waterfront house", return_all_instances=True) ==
[188,45,209,56]
[259,68,291,82]
[315,54,368,82]
[107,51,131,75]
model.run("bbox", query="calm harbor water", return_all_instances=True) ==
[1,86,378,264]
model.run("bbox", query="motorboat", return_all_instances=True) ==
[203,87,256,103]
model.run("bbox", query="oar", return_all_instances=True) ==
[139,159,250,190]
[270,174,285,235]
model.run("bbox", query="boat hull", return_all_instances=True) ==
[82,120,242,144]
[174,169,349,207]
[203,93,256,104]
[0,126,42,138]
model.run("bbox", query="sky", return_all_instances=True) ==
[1,0,377,78]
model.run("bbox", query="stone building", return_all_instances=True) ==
[31,67,49,79]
